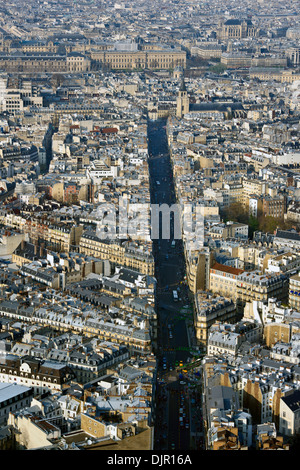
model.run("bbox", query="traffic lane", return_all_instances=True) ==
[156,265,181,288]
[167,381,191,450]
[167,388,179,450]
[155,259,184,285]
[154,382,168,449]
[157,307,191,367]
[148,119,193,450]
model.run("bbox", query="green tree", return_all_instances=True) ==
[222,202,248,224]
[209,63,227,74]
[248,215,259,238]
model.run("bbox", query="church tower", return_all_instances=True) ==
[176,79,189,118]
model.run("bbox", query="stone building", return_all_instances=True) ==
[0,356,76,395]
[289,274,300,311]
[194,292,236,347]
[217,19,258,40]
[236,271,289,314]
[209,262,244,302]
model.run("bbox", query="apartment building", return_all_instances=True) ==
[256,423,288,450]
[0,356,76,395]
[185,248,215,294]
[264,251,300,275]
[279,390,300,437]
[80,413,136,441]
[250,194,287,219]
[1,92,24,114]
[207,329,245,357]
[264,322,298,348]
[222,222,249,239]
[194,292,236,347]
[79,231,154,275]
[0,383,33,426]
[0,298,152,355]
[8,411,61,450]
[209,262,244,301]
[242,179,268,208]
[19,264,61,289]
[223,181,244,205]
[236,271,289,313]
[274,230,300,251]
[67,345,129,384]
[24,219,84,253]
[207,321,263,357]
[211,423,245,450]
[289,274,300,310]
[241,374,281,426]
[237,244,262,270]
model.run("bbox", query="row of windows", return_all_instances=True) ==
[1,372,58,383]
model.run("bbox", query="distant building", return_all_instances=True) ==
[176,79,189,118]
[191,43,223,60]
[175,78,245,120]
[217,18,258,40]
[90,46,186,70]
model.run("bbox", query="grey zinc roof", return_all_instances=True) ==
[275,230,300,241]
[208,385,239,411]
[0,383,32,403]
[190,102,244,113]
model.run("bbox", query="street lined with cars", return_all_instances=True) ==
[148,119,205,451]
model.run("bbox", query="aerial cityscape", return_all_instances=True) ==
[0,0,299,456]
